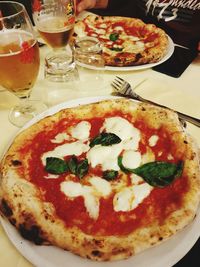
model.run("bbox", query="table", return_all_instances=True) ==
[0,43,199,267]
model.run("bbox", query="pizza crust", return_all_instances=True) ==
[0,99,200,261]
[74,15,169,67]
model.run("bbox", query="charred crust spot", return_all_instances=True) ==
[141,107,146,111]
[92,250,101,257]
[11,160,22,166]
[19,224,45,245]
[159,236,163,241]
[114,57,121,63]
[10,218,16,226]
[184,140,188,144]
[135,53,142,60]
[93,239,104,247]
[1,199,13,217]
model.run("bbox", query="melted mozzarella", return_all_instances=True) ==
[103,46,120,56]
[113,44,123,49]
[122,150,142,169]
[102,116,140,142]
[61,181,83,197]
[130,174,144,185]
[87,117,141,171]
[123,40,145,53]
[122,137,140,151]
[99,23,107,29]
[89,176,112,197]
[60,178,111,220]
[41,141,90,165]
[86,143,122,170]
[106,41,113,45]
[148,135,159,147]
[51,133,70,144]
[95,28,106,34]
[61,181,99,219]
[113,26,124,31]
[113,187,134,212]
[84,192,99,219]
[102,158,120,171]
[113,183,152,212]
[71,121,91,140]
[128,36,141,41]
[131,183,152,209]
[167,153,174,160]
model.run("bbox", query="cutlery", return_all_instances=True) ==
[111,76,200,128]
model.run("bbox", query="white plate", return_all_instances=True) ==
[1,96,200,267]
[76,36,174,71]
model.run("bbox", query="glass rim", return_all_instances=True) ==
[32,1,75,12]
[75,36,103,53]
[0,1,25,20]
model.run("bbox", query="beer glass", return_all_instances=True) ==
[0,1,46,127]
[32,0,78,82]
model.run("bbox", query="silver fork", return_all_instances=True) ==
[111,76,200,128]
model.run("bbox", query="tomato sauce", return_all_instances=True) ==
[19,113,189,236]
[144,33,159,43]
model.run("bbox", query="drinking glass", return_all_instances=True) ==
[73,36,109,94]
[74,36,105,68]
[32,0,78,82]
[0,1,46,127]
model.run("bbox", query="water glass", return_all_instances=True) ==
[73,36,108,92]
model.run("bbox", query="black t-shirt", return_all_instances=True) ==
[93,0,200,50]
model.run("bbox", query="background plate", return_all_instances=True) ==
[76,36,174,71]
[1,96,199,267]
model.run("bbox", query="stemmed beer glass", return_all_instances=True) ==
[0,1,46,127]
[32,0,78,82]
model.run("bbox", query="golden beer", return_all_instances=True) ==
[0,30,40,98]
[37,16,74,48]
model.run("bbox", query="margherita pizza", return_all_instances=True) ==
[74,15,169,67]
[0,99,200,261]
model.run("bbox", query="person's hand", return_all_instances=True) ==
[76,0,108,13]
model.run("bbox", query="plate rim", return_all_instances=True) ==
[1,95,200,267]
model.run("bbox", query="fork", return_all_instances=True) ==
[111,76,200,128]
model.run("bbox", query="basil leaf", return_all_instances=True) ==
[67,155,78,174]
[45,157,68,174]
[109,33,119,41]
[134,161,184,187]
[110,47,123,52]
[90,132,121,147]
[103,170,118,181]
[118,156,184,187]
[76,159,89,179]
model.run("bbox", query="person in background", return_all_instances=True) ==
[76,0,200,52]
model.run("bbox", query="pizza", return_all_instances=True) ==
[0,98,200,261]
[74,15,169,67]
